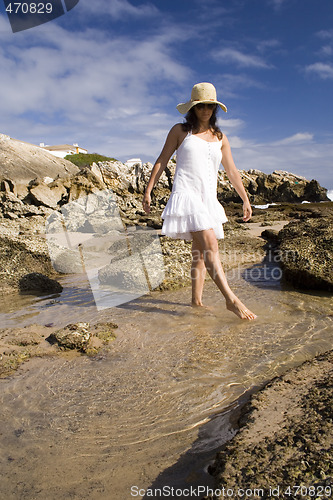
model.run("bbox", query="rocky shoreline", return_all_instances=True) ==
[0,143,332,377]
[204,349,333,500]
[0,135,332,496]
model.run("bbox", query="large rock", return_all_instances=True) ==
[218,170,329,204]
[19,272,63,293]
[46,322,118,353]
[0,229,55,290]
[98,231,165,292]
[47,323,91,351]
[97,160,328,205]
[278,215,333,291]
[0,133,79,182]
[0,191,45,219]
[66,167,107,202]
[29,182,67,209]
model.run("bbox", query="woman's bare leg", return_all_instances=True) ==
[191,229,257,320]
[191,240,206,306]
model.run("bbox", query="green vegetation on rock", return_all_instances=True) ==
[64,153,117,168]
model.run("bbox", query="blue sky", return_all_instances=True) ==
[0,0,332,190]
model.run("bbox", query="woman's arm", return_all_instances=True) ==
[143,124,182,214]
[221,134,252,222]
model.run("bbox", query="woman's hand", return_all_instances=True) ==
[142,191,151,214]
[243,200,252,222]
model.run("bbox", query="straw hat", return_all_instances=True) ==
[176,82,227,114]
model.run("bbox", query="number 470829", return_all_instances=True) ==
[5,3,53,14]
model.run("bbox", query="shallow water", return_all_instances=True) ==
[0,262,332,499]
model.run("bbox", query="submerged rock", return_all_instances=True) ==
[46,322,118,353]
[47,322,91,351]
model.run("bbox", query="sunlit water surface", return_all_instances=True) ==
[0,262,332,499]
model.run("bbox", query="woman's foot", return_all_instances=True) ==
[226,297,257,320]
[191,299,204,307]
[191,300,213,311]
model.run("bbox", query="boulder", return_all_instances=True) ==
[47,323,91,351]
[67,167,106,202]
[98,232,165,292]
[278,216,333,291]
[0,232,55,289]
[19,272,63,293]
[218,170,328,204]
[29,182,66,209]
[0,134,79,183]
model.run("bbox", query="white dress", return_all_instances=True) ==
[161,131,228,240]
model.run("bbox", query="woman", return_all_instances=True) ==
[143,82,256,320]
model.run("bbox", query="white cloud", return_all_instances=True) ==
[76,0,159,19]
[0,21,191,158]
[305,62,333,80]
[229,135,333,190]
[257,39,281,53]
[218,118,245,134]
[228,136,254,149]
[268,0,288,10]
[317,29,333,40]
[272,132,314,146]
[319,45,333,57]
[214,48,272,68]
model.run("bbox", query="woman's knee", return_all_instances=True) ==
[193,229,218,253]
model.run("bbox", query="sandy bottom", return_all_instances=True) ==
[245,220,289,238]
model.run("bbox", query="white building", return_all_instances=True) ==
[125,158,142,168]
[39,143,88,158]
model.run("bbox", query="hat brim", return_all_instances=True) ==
[176,100,227,114]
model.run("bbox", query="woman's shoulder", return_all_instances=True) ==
[169,123,186,134]
[221,132,230,146]
[168,123,188,147]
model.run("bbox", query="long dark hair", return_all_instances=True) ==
[181,105,223,140]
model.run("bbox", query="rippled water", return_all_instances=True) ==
[0,262,332,499]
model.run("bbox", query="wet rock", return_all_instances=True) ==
[260,228,280,243]
[278,215,333,291]
[47,323,91,351]
[45,322,118,354]
[206,350,333,500]
[19,272,63,293]
[0,231,56,290]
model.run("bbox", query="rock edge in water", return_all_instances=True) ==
[278,214,333,291]
[0,322,118,378]
[205,350,333,500]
